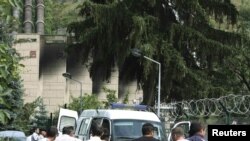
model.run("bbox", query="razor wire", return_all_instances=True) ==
[160,94,250,119]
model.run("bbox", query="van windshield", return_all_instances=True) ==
[112,120,166,141]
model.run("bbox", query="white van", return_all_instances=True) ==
[0,130,26,141]
[57,104,167,141]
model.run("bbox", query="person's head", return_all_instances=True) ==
[62,126,75,137]
[40,128,47,137]
[46,126,58,140]
[141,123,155,137]
[32,127,40,134]
[188,121,206,137]
[101,127,109,141]
[90,122,103,137]
[171,127,185,141]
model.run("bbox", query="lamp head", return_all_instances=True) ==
[131,48,142,57]
[62,73,72,79]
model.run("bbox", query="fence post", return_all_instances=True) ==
[219,101,230,125]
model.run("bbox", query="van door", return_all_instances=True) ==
[75,117,92,141]
[57,108,78,135]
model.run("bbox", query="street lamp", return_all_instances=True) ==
[62,73,83,112]
[131,48,161,117]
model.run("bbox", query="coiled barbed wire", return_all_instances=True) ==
[160,94,250,118]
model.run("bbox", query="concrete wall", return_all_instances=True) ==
[119,81,143,104]
[40,35,67,112]
[13,34,41,103]
[13,34,141,113]
[66,52,92,103]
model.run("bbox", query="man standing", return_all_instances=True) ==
[187,121,206,141]
[27,127,40,141]
[39,126,58,141]
[55,126,81,141]
[171,127,189,141]
[132,123,159,141]
[88,122,104,141]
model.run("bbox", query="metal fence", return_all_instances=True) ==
[158,94,250,136]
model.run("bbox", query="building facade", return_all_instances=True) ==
[12,34,143,113]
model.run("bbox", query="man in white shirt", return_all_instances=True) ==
[27,127,40,141]
[55,126,81,141]
[88,122,104,141]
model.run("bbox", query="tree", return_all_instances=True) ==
[0,43,23,128]
[0,0,24,129]
[44,0,82,34]
[102,87,118,108]
[0,0,23,124]
[0,0,15,42]
[66,0,248,105]
[227,0,250,92]
[68,94,102,111]
[29,97,49,129]
[9,0,23,33]
[13,98,39,134]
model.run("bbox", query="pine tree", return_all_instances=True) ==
[66,0,249,105]
[30,98,49,129]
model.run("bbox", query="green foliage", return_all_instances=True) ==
[30,98,49,129]
[0,1,13,43]
[0,0,23,129]
[122,92,129,104]
[0,0,23,37]
[68,94,102,111]
[11,97,49,134]
[44,0,82,34]
[0,43,23,128]
[66,0,250,105]
[68,87,130,110]
[13,98,39,134]
[102,87,118,108]
[237,0,250,35]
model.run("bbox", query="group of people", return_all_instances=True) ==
[132,121,206,141]
[27,121,206,141]
[171,121,206,141]
[87,121,206,141]
[26,127,48,141]
[26,123,108,141]
[26,126,80,141]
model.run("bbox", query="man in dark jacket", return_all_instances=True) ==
[187,121,206,141]
[132,123,159,141]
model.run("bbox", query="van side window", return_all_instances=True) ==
[114,121,134,137]
[78,118,90,135]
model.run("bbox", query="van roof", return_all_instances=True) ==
[80,109,160,122]
[0,130,26,138]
